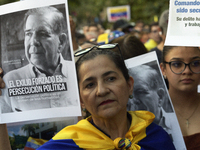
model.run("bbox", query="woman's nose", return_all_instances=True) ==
[182,64,192,74]
[96,82,109,97]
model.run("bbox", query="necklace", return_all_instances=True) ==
[176,100,200,128]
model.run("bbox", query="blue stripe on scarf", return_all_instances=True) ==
[36,139,83,150]
[138,123,176,150]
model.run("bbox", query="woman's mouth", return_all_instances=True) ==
[181,79,194,84]
[99,100,115,106]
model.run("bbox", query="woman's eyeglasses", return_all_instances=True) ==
[164,60,200,74]
[74,43,123,60]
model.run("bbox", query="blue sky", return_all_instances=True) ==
[7,124,27,137]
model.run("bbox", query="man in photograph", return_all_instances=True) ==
[127,64,173,135]
[1,6,78,113]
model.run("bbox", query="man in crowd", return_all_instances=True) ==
[83,23,100,42]
[1,6,78,113]
[133,20,144,32]
[112,19,134,34]
[150,10,169,63]
[144,22,162,51]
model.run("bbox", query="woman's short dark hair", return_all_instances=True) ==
[162,46,176,67]
[109,34,147,60]
[76,49,130,83]
[122,34,148,59]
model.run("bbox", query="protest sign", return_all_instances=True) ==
[165,0,200,46]
[107,5,130,22]
[125,52,186,150]
[0,0,81,123]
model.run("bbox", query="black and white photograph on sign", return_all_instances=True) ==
[0,0,81,123]
[125,52,186,150]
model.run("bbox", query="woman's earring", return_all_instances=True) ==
[164,75,167,79]
[82,108,86,112]
[129,95,133,99]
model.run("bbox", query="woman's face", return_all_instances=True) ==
[78,55,134,119]
[161,47,200,92]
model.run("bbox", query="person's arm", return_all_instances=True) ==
[0,124,11,150]
[0,68,11,150]
[69,15,79,51]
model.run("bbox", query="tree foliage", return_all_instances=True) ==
[21,124,39,136]
[68,0,169,29]
[9,134,27,150]
[0,0,18,5]
[1,0,169,29]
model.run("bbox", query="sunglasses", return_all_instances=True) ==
[74,43,123,60]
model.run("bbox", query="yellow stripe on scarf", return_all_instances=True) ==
[53,111,155,150]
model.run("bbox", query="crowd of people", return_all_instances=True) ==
[70,9,168,61]
[0,4,200,150]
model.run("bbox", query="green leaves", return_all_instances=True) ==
[0,0,18,5]
[68,0,169,29]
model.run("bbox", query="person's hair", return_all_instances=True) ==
[135,20,144,25]
[24,6,66,35]
[162,46,200,67]
[159,9,169,35]
[122,34,148,59]
[75,32,86,45]
[108,35,125,55]
[130,65,161,90]
[149,22,159,32]
[88,23,99,31]
[76,49,130,83]
[109,34,147,60]
[162,46,176,67]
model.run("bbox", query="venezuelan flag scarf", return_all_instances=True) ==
[37,111,175,150]
[24,137,48,150]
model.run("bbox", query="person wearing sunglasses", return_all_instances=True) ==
[34,44,176,149]
[0,44,175,149]
[160,46,200,149]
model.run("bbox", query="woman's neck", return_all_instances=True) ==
[169,87,200,136]
[92,111,130,140]
[169,88,200,110]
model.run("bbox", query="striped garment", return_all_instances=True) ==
[24,137,48,150]
[37,111,175,150]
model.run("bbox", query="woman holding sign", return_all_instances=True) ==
[36,44,175,149]
[160,46,200,149]
[0,44,176,149]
